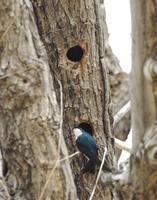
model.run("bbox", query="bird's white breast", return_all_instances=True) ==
[73,128,83,140]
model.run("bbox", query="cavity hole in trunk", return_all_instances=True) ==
[66,45,84,62]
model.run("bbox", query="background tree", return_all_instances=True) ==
[101,1,157,200]
[128,1,157,199]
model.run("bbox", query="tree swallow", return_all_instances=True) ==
[73,127,102,174]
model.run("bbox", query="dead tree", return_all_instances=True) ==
[0,0,115,199]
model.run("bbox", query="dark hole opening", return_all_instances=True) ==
[66,45,84,62]
[77,122,93,136]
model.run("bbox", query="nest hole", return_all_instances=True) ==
[78,122,94,136]
[66,45,84,62]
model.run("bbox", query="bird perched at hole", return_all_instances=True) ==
[73,126,110,174]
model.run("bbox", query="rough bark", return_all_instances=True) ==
[0,1,77,199]
[31,1,115,199]
[0,0,116,199]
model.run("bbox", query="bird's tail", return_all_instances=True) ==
[95,157,112,172]
[82,158,112,174]
[82,160,96,174]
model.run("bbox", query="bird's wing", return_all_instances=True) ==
[76,133,99,159]
[84,133,99,151]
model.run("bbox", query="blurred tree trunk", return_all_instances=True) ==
[107,1,157,199]
[99,1,157,199]
[0,0,116,199]
[128,0,157,199]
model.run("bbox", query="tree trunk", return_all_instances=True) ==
[100,1,157,200]
[131,0,157,151]
[0,1,77,199]
[102,1,157,199]
[129,1,157,199]
[0,0,115,199]
[32,1,116,199]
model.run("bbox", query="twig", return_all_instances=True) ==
[100,137,131,153]
[113,101,131,127]
[113,101,132,153]
[89,147,107,200]
[59,151,79,162]
[56,77,63,159]
[114,138,132,153]
[38,151,79,200]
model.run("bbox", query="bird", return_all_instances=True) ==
[73,126,105,174]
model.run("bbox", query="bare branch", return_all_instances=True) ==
[56,76,63,159]
[114,138,132,153]
[59,151,79,162]
[89,147,107,200]
[38,151,79,200]
[113,101,131,127]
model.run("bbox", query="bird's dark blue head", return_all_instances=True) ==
[77,122,93,136]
